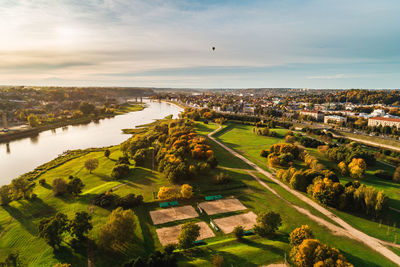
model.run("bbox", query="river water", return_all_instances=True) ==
[0,100,182,185]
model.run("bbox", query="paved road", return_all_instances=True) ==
[208,126,400,266]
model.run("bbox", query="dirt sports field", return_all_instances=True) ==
[198,198,247,215]
[150,205,199,225]
[156,221,215,246]
[213,211,257,233]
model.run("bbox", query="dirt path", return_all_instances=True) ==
[208,126,400,266]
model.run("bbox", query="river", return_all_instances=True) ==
[0,100,182,185]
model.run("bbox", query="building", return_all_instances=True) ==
[368,117,400,128]
[324,115,347,124]
[299,110,324,121]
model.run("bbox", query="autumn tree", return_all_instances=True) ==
[178,222,200,249]
[99,207,136,252]
[180,184,193,199]
[338,161,348,176]
[393,166,400,183]
[348,158,366,179]
[158,186,180,200]
[84,158,99,174]
[254,211,282,237]
[289,225,313,247]
[27,114,40,127]
[290,239,353,267]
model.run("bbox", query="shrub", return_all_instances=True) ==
[254,211,282,237]
[117,156,130,165]
[158,186,180,200]
[260,149,269,157]
[93,192,116,207]
[111,164,130,179]
[116,193,143,209]
[104,149,111,158]
[393,166,400,183]
[178,222,200,249]
[39,179,46,186]
[52,178,67,196]
[215,172,232,184]
[233,225,244,240]
[181,184,193,199]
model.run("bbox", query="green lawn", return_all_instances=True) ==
[0,121,399,266]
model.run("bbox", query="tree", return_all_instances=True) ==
[11,177,33,199]
[111,164,130,179]
[104,149,111,158]
[67,178,85,196]
[1,253,22,267]
[254,211,282,237]
[233,225,245,240]
[52,178,67,196]
[348,158,366,179]
[70,211,92,240]
[84,158,99,174]
[212,255,224,267]
[289,225,313,247]
[27,114,40,127]
[178,222,200,249]
[394,166,400,183]
[79,102,95,115]
[338,161,348,176]
[180,184,193,199]
[53,264,71,267]
[99,207,136,252]
[290,239,353,267]
[158,186,179,200]
[132,149,146,167]
[0,185,12,205]
[38,213,69,248]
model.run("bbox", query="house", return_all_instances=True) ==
[324,115,347,124]
[299,110,324,121]
[368,117,400,128]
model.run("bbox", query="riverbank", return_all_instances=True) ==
[0,104,145,144]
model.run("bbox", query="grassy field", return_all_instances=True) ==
[0,121,398,266]
[213,122,400,246]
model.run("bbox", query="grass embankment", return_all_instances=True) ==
[0,104,145,144]
[0,120,398,266]
[339,131,400,150]
[214,122,400,246]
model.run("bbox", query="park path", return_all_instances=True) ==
[208,126,400,266]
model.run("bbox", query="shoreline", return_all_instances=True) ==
[0,104,145,144]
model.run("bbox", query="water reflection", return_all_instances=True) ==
[0,100,182,185]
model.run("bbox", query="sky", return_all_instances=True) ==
[0,0,399,89]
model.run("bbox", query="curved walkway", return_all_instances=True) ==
[208,126,400,266]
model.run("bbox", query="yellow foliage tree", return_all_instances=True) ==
[157,186,179,200]
[338,161,348,175]
[181,184,193,199]
[348,158,366,179]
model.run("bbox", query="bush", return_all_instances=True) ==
[111,164,130,179]
[178,222,200,249]
[215,172,232,184]
[93,192,116,207]
[260,149,269,157]
[254,211,282,237]
[39,179,46,186]
[233,225,244,240]
[132,150,146,166]
[116,156,130,165]
[116,194,143,209]
[52,178,67,196]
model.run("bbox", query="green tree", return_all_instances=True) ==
[99,207,136,252]
[178,222,200,249]
[79,102,95,115]
[67,178,85,196]
[0,185,12,205]
[38,213,69,248]
[289,225,313,247]
[52,178,67,196]
[254,211,282,237]
[232,225,245,240]
[84,158,99,174]
[111,164,130,179]
[104,149,111,158]
[70,211,92,240]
